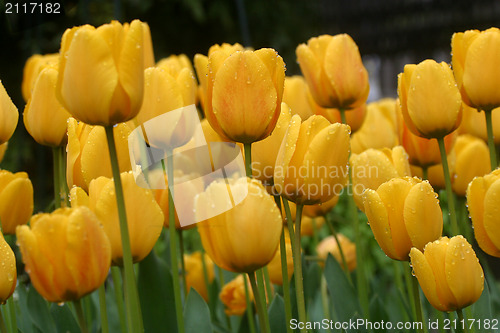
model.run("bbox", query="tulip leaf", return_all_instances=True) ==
[137,250,178,333]
[183,288,213,333]
[49,303,80,333]
[471,278,492,320]
[16,284,36,333]
[324,254,362,323]
[268,294,287,333]
[304,262,322,305]
[26,285,57,333]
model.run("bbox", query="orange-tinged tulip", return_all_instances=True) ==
[266,235,293,285]
[57,20,146,126]
[184,251,214,301]
[316,234,356,271]
[351,98,400,154]
[70,172,164,265]
[66,118,132,191]
[205,48,285,143]
[0,231,16,303]
[409,236,484,312]
[350,146,411,210]
[363,177,443,261]
[0,142,7,163]
[296,34,369,110]
[252,103,292,188]
[452,135,491,196]
[16,207,111,303]
[466,169,500,257]
[21,53,59,101]
[274,115,350,205]
[398,59,462,139]
[300,216,326,236]
[196,177,282,273]
[0,81,18,145]
[459,104,500,145]
[452,28,500,111]
[0,170,33,235]
[24,66,72,146]
[220,274,253,316]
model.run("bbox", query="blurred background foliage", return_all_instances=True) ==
[1,0,500,210]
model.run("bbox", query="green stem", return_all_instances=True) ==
[329,224,353,286]
[200,250,211,308]
[339,108,347,125]
[52,147,61,209]
[178,230,188,297]
[292,204,308,333]
[243,274,257,333]
[320,276,332,333]
[104,126,143,333]
[392,261,409,322]
[99,285,109,333]
[262,267,273,301]
[162,155,185,333]
[422,166,428,181]
[244,143,252,178]
[411,275,426,333]
[483,109,498,169]
[0,309,7,333]
[282,199,296,251]
[111,267,127,333]
[57,146,70,207]
[248,272,271,333]
[279,227,293,333]
[456,308,469,333]
[437,136,459,236]
[403,262,416,320]
[6,297,16,333]
[73,299,89,333]
[256,269,271,327]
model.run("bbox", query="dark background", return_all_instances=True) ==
[1,0,500,210]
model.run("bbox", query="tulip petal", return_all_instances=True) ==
[0,177,33,234]
[409,247,448,312]
[69,186,89,208]
[482,178,500,251]
[445,236,484,309]
[274,115,301,193]
[0,81,19,145]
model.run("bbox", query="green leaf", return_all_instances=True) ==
[183,288,213,333]
[27,285,57,333]
[471,278,492,320]
[138,250,178,333]
[324,254,362,323]
[268,294,286,333]
[50,303,80,333]
[16,284,36,333]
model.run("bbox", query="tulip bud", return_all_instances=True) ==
[0,231,16,304]
[16,207,111,303]
[0,170,34,235]
[296,34,369,110]
[350,146,411,210]
[21,53,59,102]
[466,169,500,257]
[0,81,19,145]
[410,236,484,312]
[196,177,282,273]
[316,234,356,271]
[184,251,214,301]
[274,115,350,205]
[57,20,146,126]
[364,177,443,261]
[219,274,253,316]
[205,48,285,143]
[398,59,462,139]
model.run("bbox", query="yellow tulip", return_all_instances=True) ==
[316,234,356,271]
[398,59,462,139]
[274,115,350,205]
[459,104,500,145]
[219,274,253,316]
[452,28,500,111]
[0,231,16,303]
[196,177,282,273]
[66,118,132,191]
[363,177,443,261]
[350,146,411,210]
[411,151,456,191]
[205,48,285,143]
[296,34,369,110]
[23,66,72,146]
[70,172,164,265]
[303,195,339,218]
[351,98,400,154]
[282,76,315,120]
[0,142,7,163]
[156,54,198,107]
[16,207,111,303]
[409,236,484,312]
[21,53,59,101]
[300,216,326,236]
[452,135,491,196]
[0,81,19,145]
[252,103,292,188]
[466,169,500,257]
[266,233,293,285]
[57,20,146,126]
[0,170,33,235]
[184,251,214,301]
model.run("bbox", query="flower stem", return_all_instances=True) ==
[52,147,61,209]
[243,274,257,333]
[437,136,459,236]
[6,296,16,333]
[104,126,143,333]
[422,166,428,181]
[292,204,308,333]
[99,284,109,333]
[256,269,271,324]
[248,272,271,333]
[339,108,347,125]
[483,109,498,169]
[456,308,469,333]
[279,226,293,333]
[411,274,426,333]
[57,146,70,207]
[111,267,127,333]
[162,154,185,333]
[244,143,252,178]
[178,229,188,297]
[73,299,89,333]
[329,223,353,285]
